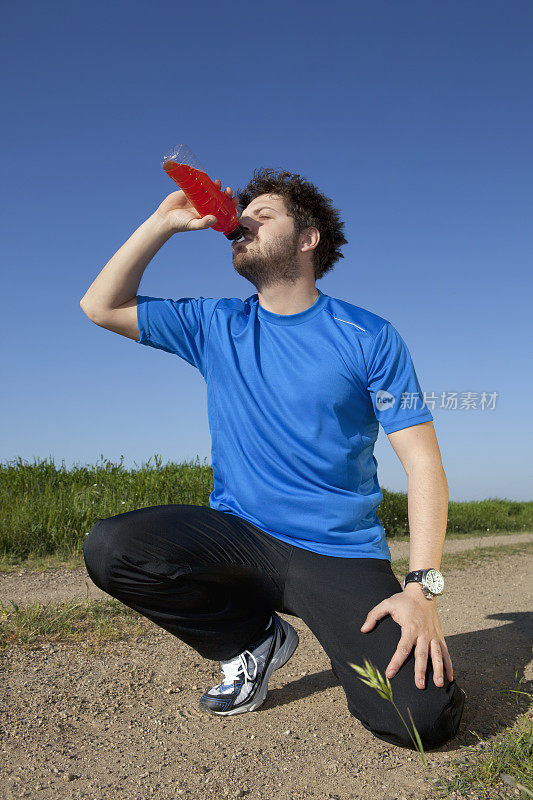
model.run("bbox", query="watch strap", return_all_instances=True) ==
[403,569,425,587]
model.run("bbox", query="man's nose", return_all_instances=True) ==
[237,214,256,234]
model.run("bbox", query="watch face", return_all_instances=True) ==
[424,569,444,594]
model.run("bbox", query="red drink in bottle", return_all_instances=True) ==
[162,144,245,241]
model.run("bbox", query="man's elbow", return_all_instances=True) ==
[80,298,98,321]
[407,460,448,482]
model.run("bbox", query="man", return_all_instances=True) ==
[81,168,465,749]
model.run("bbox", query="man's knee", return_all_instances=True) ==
[351,679,466,750]
[83,518,125,594]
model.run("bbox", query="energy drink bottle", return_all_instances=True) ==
[162,144,245,242]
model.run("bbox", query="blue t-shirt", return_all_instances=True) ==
[136,289,433,560]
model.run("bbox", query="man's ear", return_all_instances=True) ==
[299,227,320,253]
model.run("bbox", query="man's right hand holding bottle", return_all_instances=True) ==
[154,179,239,235]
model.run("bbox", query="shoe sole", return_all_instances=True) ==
[200,617,299,717]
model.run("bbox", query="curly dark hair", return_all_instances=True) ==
[236,168,348,280]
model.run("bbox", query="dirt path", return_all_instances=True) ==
[1,531,532,607]
[1,537,532,800]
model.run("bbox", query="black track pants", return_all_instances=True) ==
[83,504,466,749]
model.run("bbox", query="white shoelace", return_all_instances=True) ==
[219,650,259,692]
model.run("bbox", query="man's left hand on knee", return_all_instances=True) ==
[360,586,454,690]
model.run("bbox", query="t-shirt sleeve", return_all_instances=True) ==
[366,322,434,434]
[136,295,220,377]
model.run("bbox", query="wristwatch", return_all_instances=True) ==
[403,568,444,600]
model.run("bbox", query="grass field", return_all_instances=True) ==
[1,454,532,564]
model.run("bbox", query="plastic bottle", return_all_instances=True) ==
[162,144,245,241]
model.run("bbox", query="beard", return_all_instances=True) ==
[232,229,303,291]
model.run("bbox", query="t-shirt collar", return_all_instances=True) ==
[256,289,327,326]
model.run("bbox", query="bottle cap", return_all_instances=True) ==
[225,224,246,242]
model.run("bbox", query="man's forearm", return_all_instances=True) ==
[405,465,449,572]
[80,211,173,313]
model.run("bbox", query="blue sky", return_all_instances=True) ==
[1,0,531,501]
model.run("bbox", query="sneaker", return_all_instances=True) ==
[199,614,299,716]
